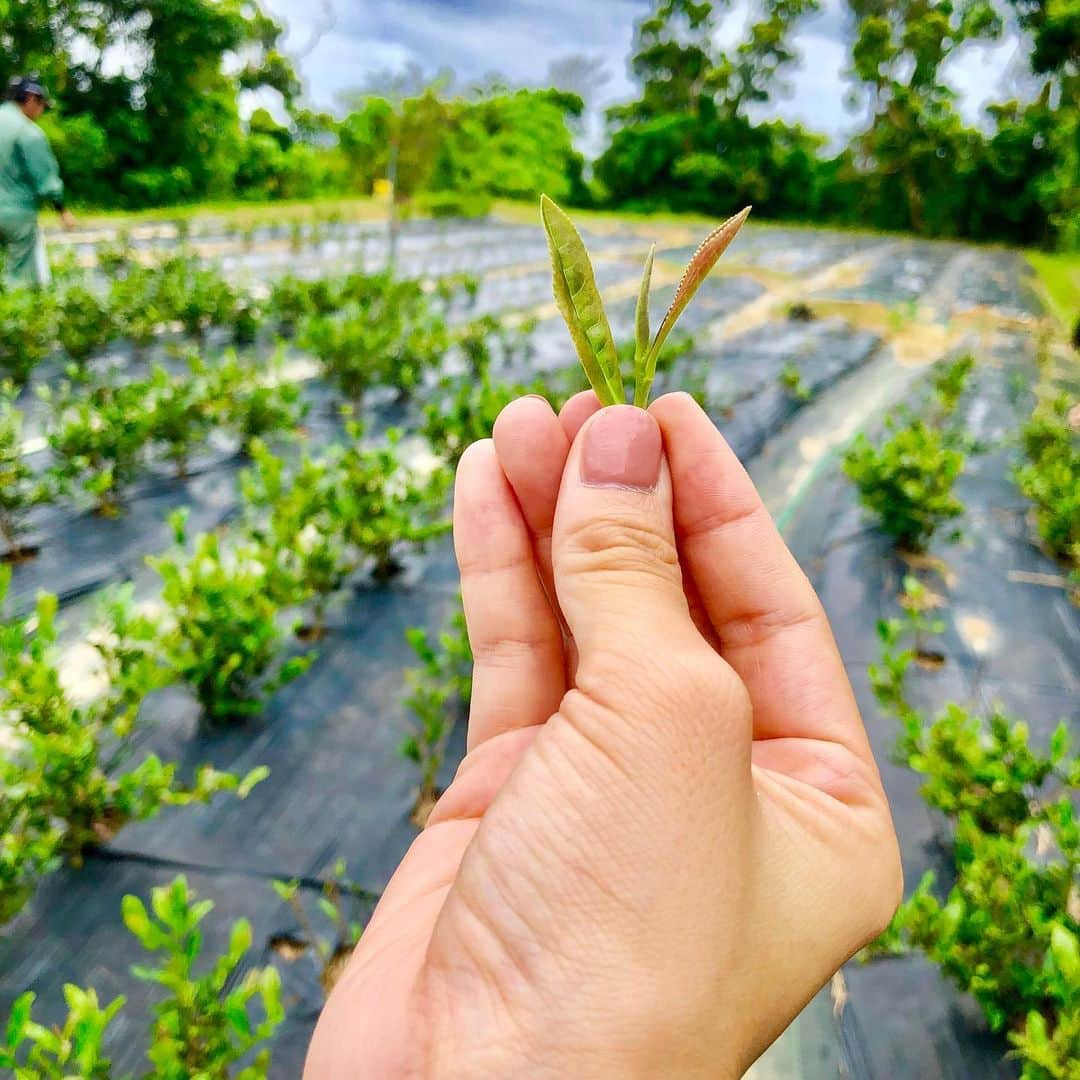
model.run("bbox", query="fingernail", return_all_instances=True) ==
[581,406,662,491]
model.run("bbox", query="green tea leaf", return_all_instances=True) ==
[540,195,622,405]
[633,244,656,408]
[643,206,751,392]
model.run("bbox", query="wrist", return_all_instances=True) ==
[417,967,743,1080]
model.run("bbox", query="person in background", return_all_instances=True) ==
[0,74,76,286]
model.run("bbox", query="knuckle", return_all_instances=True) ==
[559,514,680,584]
[581,638,744,734]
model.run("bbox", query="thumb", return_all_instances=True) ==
[553,405,699,669]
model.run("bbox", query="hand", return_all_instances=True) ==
[59,209,76,231]
[305,392,901,1078]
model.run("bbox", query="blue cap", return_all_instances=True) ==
[9,75,51,106]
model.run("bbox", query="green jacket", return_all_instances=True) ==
[0,102,64,217]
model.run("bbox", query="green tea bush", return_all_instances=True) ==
[108,265,167,350]
[268,275,319,336]
[882,806,1079,1079]
[0,286,58,384]
[149,511,313,725]
[422,369,544,467]
[0,985,121,1078]
[300,276,451,404]
[126,876,285,1076]
[336,428,452,580]
[57,284,115,363]
[0,382,50,560]
[231,295,263,346]
[209,350,307,451]
[931,354,975,417]
[94,235,135,278]
[401,602,473,825]
[778,361,811,402]
[156,255,238,340]
[0,574,266,922]
[240,441,359,637]
[454,313,537,380]
[272,860,368,997]
[1,876,285,1077]
[241,426,451,624]
[299,307,384,405]
[1015,395,1079,565]
[145,358,219,479]
[843,410,966,552]
[42,373,155,516]
[868,589,1080,1079]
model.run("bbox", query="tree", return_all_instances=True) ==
[596,0,826,218]
[1,0,299,206]
[845,0,1004,235]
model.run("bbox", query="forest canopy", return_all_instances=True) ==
[0,0,1076,248]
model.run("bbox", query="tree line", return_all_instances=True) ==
[1,0,1075,248]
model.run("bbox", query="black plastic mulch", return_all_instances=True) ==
[708,318,882,461]
[813,239,961,310]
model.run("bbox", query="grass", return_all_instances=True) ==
[42,194,385,232]
[1025,251,1080,333]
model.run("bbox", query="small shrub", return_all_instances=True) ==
[299,307,383,405]
[94,235,135,277]
[145,358,219,478]
[240,441,359,637]
[209,350,307,451]
[0,984,122,1077]
[108,266,165,350]
[0,575,266,921]
[422,369,544,467]
[868,576,946,723]
[125,876,285,1076]
[57,283,115,363]
[931,354,975,417]
[42,372,155,516]
[272,860,369,997]
[149,511,313,725]
[787,301,815,322]
[268,275,319,336]
[881,806,1079,1078]
[301,276,450,404]
[0,876,285,1076]
[1015,395,1079,565]
[401,602,473,826]
[231,295,262,345]
[157,255,239,340]
[0,382,50,561]
[843,411,966,552]
[241,427,451,621]
[336,427,452,580]
[453,313,533,379]
[0,286,57,384]
[779,361,811,402]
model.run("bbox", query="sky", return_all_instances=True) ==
[260,0,1030,151]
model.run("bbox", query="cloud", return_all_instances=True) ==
[263,0,1021,144]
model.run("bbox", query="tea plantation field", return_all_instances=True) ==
[1,207,1076,1077]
